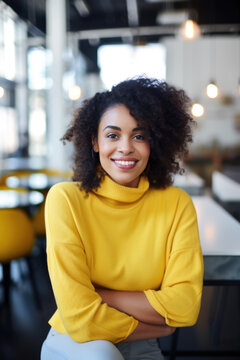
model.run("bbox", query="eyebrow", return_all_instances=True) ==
[103,125,146,132]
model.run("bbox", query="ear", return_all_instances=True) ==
[92,136,99,152]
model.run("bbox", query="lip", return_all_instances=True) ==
[111,158,138,170]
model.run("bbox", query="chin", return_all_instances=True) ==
[115,177,139,188]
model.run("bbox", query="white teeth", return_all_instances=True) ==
[115,160,136,165]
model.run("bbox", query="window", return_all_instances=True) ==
[98,43,166,89]
[0,3,26,157]
[27,47,50,156]
[0,107,18,155]
[0,4,16,80]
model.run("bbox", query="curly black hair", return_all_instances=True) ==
[62,76,194,193]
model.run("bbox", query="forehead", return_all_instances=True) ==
[99,104,138,129]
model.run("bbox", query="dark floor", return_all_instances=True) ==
[0,242,240,360]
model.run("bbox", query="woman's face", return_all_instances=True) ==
[93,104,150,188]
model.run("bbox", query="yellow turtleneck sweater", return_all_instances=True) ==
[45,175,203,343]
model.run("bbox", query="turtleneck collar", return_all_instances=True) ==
[93,175,149,204]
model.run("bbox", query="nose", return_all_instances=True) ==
[118,137,134,154]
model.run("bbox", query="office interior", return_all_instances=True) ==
[0,0,240,359]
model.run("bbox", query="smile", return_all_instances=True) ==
[115,160,136,165]
[112,159,138,169]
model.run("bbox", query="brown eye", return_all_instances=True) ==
[107,133,118,139]
[134,134,145,140]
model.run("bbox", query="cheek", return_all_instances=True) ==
[98,141,114,157]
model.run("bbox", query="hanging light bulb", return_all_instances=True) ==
[206,80,219,99]
[68,85,82,101]
[0,86,5,99]
[179,18,201,40]
[183,19,201,40]
[191,102,204,118]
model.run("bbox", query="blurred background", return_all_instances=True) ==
[0,1,240,359]
[0,0,240,182]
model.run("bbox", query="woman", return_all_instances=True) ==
[41,77,204,360]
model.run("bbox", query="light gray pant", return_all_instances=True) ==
[41,327,164,360]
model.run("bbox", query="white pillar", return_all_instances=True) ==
[46,0,68,170]
[15,21,28,156]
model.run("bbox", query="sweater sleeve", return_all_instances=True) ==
[45,184,138,343]
[144,195,204,327]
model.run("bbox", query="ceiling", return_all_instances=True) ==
[3,0,240,34]
[3,0,240,72]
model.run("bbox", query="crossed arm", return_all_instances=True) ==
[96,288,175,341]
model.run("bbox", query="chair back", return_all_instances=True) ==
[0,208,35,263]
[0,170,33,186]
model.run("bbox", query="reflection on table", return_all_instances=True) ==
[174,171,205,196]
[212,171,240,202]
[212,170,240,222]
[193,196,240,284]
[0,190,44,209]
[193,196,240,256]
[6,173,69,191]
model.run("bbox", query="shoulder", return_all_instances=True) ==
[48,181,80,194]
[148,185,196,217]
[149,185,192,204]
[47,181,85,203]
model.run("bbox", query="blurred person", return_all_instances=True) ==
[41,77,204,360]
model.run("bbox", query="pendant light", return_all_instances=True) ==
[191,101,204,118]
[179,6,201,41]
[206,80,219,99]
[181,19,201,40]
[68,85,82,101]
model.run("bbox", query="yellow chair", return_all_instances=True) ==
[0,170,33,186]
[0,168,72,239]
[0,170,46,239]
[0,204,42,309]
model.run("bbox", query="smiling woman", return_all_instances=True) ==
[41,77,203,360]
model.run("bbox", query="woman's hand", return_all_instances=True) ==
[124,321,176,342]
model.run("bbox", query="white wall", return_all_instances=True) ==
[163,36,240,149]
